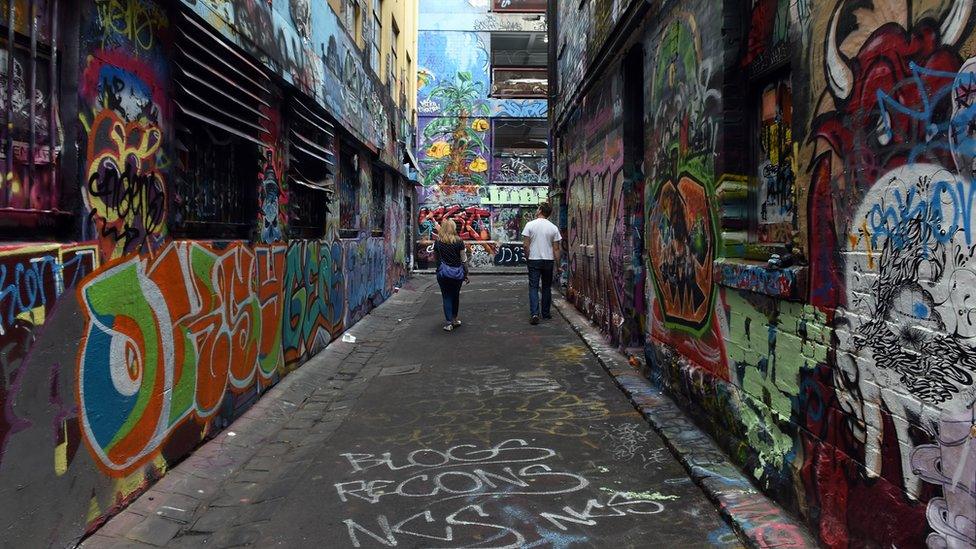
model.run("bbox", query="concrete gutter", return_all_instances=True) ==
[553,296,820,549]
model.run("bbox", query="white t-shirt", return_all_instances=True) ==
[521,218,562,260]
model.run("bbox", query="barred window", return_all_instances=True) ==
[0,0,68,235]
[287,95,336,239]
[339,147,359,237]
[170,10,267,239]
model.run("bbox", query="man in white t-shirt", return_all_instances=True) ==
[521,202,562,325]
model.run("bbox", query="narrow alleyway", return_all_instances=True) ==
[85,278,741,548]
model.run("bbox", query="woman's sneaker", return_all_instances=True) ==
[452,319,462,327]
[443,323,454,332]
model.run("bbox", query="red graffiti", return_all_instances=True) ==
[418,204,491,241]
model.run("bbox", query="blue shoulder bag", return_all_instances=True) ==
[438,262,466,280]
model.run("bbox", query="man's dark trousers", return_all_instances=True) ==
[527,259,554,318]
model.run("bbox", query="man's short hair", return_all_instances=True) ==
[538,202,553,217]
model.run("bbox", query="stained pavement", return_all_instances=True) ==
[84,277,743,548]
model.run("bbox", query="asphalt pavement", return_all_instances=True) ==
[84,276,743,548]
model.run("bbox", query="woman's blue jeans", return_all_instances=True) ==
[437,275,463,322]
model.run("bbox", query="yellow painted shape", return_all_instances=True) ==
[86,496,102,524]
[55,422,68,476]
[16,305,45,326]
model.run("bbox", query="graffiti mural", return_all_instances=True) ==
[344,238,388,325]
[493,155,549,184]
[80,4,171,262]
[554,0,976,546]
[418,204,491,241]
[83,108,166,261]
[184,0,406,167]
[77,242,286,474]
[910,409,976,548]
[415,2,549,268]
[741,0,790,77]
[643,9,725,373]
[805,2,976,544]
[420,110,491,187]
[494,242,526,266]
[283,240,345,367]
[565,70,641,344]
[259,105,287,243]
[0,0,411,545]
[647,176,714,331]
[0,245,98,467]
[415,182,546,268]
[756,78,794,242]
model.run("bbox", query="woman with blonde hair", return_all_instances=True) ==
[433,219,469,331]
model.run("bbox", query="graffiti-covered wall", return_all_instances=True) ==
[414,0,549,268]
[0,0,409,546]
[553,0,976,547]
[564,72,645,346]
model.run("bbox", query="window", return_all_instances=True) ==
[172,11,266,238]
[370,13,381,74]
[175,127,256,238]
[370,166,385,236]
[388,49,398,97]
[339,147,359,237]
[0,2,68,232]
[492,0,547,12]
[354,2,364,47]
[388,20,400,96]
[406,52,414,105]
[343,0,356,32]
[287,96,336,239]
[754,76,794,245]
[492,119,549,184]
[490,32,547,98]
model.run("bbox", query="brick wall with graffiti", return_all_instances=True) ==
[414,0,549,269]
[553,0,976,547]
[0,0,409,546]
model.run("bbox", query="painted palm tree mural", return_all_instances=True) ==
[421,71,491,186]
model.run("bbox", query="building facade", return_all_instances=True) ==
[414,0,549,269]
[551,0,976,547]
[0,0,416,545]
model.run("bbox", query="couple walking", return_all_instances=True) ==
[433,202,561,331]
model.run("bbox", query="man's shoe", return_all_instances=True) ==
[530,315,540,325]
[542,314,552,320]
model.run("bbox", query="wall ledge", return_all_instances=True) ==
[714,258,808,300]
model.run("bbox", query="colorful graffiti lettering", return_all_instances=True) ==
[0,245,98,466]
[77,242,286,475]
[344,238,388,325]
[283,240,345,367]
[80,42,170,262]
[94,0,167,52]
[418,204,491,241]
[494,242,526,266]
[83,108,166,262]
